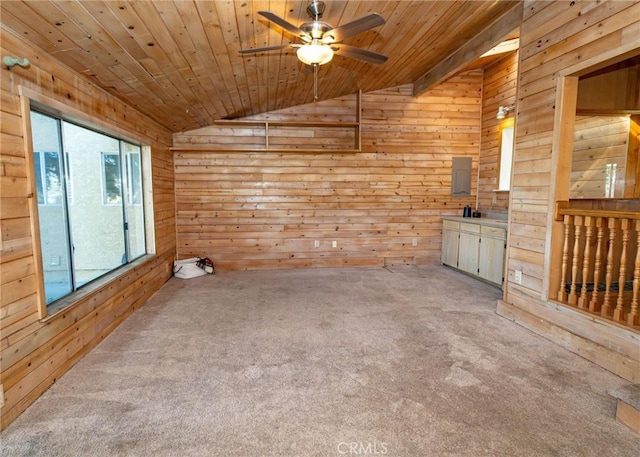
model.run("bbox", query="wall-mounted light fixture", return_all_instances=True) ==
[496,104,515,119]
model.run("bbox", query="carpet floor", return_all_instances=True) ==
[1,266,639,456]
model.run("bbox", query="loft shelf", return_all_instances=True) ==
[185,91,363,152]
[170,147,360,154]
[214,120,359,127]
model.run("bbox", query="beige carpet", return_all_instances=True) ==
[1,266,639,456]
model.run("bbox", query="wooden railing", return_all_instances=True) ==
[556,208,639,328]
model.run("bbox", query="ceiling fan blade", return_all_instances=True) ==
[332,44,388,64]
[258,11,305,38]
[322,13,385,42]
[238,44,292,54]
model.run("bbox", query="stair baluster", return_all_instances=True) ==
[579,216,594,309]
[558,215,572,302]
[601,218,618,317]
[568,216,583,305]
[589,217,605,313]
[628,220,640,326]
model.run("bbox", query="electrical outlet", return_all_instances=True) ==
[412,238,418,247]
[514,270,523,285]
[332,240,338,248]
[314,240,320,248]
[492,194,498,204]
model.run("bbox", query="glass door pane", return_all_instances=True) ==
[30,112,73,304]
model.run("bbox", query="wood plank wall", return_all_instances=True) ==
[500,0,640,380]
[176,94,359,150]
[173,74,482,270]
[571,115,630,198]
[478,51,518,216]
[577,60,640,111]
[0,28,176,429]
[509,0,639,298]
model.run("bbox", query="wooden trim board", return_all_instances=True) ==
[497,299,640,383]
[616,399,640,434]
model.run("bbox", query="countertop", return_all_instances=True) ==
[442,216,508,229]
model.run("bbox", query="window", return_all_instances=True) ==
[498,124,514,191]
[126,150,143,205]
[33,151,63,205]
[604,163,617,198]
[30,110,147,308]
[102,153,122,205]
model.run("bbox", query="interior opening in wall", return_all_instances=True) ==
[451,157,472,196]
[569,55,640,200]
[26,101,154,317]
[546,51,640,324]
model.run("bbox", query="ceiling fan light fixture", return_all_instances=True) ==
[297,42,334,65]
[243,3,387,67]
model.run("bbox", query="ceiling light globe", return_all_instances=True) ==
[297,43,334,65]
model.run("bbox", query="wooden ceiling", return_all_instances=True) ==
[0,1,521,132]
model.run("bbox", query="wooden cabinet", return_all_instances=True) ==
[458,222,480,275]
[441,220,460,267]
[478,225,507,285]
[441,217,507,287]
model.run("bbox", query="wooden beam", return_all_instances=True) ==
[413,1,524,96]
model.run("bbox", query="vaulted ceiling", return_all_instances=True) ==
[0,1,521,132]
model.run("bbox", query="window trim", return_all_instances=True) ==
[19,87,155,320]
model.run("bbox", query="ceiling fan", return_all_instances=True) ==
[239,0,388,99]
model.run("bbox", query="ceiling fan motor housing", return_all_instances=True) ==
[300,21,334,41]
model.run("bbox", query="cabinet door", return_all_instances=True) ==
[458,231,480,275]
[441,229,459,267]
[479,236,506,285]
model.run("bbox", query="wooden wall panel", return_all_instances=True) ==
[478,50,518,216]
[500,0,640,379]
[173,74,482,270]
[509,0,640,295]
[0,28,176,429]
[576,57,640,112]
